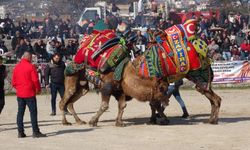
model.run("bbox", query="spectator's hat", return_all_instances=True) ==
[93,19,108,31]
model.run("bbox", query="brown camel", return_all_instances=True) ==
[59,53,221,126]
[59,56,170,126]
[59,27,221,127]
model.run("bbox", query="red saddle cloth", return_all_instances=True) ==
[138,23,202,79]
[74,30,117,68]
[138,41,201,79]
[163,23,201,75]
[161,41,201,76]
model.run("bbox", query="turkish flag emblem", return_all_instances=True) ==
[183,19,197,40]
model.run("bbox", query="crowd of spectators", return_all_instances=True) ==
[0,13,80,63]
[1,1,250,62]
[197,11,250,61]
[133,9,250,61]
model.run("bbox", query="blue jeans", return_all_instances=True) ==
[166,85,187,113]
[50,82,65,113]
[17,97,40,133]
[172,89,186,110]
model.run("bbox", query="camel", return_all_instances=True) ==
[59,53,221,127]
[59,26,221,126]
[59,56,170,126]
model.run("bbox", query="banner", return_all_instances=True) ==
[211,61,250,84]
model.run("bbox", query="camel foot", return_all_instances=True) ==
[158,118,170,125]
[89,119,98,127]
[76,120,87,125]
[147,117,157,125]
[115,121,125,127]
[62,121,72,126]
[203,119,218,125]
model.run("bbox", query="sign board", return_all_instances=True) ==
[211,61,250,84]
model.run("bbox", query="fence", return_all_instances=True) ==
[4,61,250,94]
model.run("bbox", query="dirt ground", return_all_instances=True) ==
[0,89,250,150]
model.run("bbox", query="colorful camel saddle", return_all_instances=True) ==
[139,21,209,81]
[74,29,128,73]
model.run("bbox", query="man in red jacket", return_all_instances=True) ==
[12,51,46,138]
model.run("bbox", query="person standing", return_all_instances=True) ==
[221,38,232,61]
[0,56,6,114]
[12,51,46,138]
[44,53,66,116]
[166,79,189,118]
[11,31,21,51]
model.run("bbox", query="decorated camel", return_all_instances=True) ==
[59,19,221,126]
[59,29,170,126]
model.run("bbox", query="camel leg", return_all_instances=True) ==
[60,97,73,126]
[115,94,127,127]
[59,78,77,125]
[60,88,79,125]
[66,87,89,125]
[153,101,169,125]
[196,85,221,124]
[89,94,111,127]
[148,102,157,124]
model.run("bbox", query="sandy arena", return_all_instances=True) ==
[0,89,250,150]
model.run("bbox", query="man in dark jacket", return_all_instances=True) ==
[11,31,21,51]
[15,37,29,59]
[12,51,46,138]
[34,39,48,62]
[44,53,66,116]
